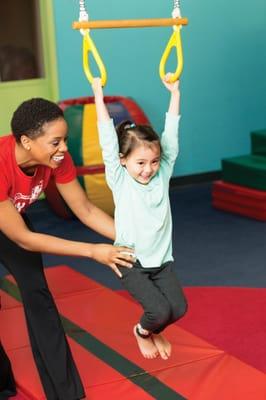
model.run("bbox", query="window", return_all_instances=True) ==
[0,0,44,82]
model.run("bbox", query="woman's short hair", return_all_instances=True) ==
[11,97,64,141]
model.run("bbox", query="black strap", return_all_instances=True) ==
[135,325,151,339]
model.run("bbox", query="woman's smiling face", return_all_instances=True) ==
[24,117,69,168]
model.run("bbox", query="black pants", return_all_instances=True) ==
[119,261,187,334]
[0,216,85,400]
[0,341,16,399]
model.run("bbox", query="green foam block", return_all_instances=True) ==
[222,154,266,190]
[251,129,266,156]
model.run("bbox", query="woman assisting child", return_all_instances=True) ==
[0,97,133,399]
[92,74,187,360]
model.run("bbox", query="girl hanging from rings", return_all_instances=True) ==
[92,74,187,360]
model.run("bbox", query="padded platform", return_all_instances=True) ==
[212,180,266,221]
[251,129,266,156]
[1,266,266,399]
[222,155,266,190]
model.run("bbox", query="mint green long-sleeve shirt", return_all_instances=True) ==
[98,112,180,268]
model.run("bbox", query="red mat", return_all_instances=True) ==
[212,180,266,221]
[1,266,266,399]
[119,287,266,373]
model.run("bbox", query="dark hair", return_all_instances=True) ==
[116,120,161,157]
[11,97,64,142]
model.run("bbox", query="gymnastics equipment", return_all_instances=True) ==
[222,155,266,191]
[221,130,266,191]
[212,128,266,220]
[2,265,266,399]
[212,180,266,222]
[73,0,188,85]
[45,96,150,218]
[251,129,266,156]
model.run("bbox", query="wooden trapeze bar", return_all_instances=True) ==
[73,17,188,30]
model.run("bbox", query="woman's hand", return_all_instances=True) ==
[90,244,134,277]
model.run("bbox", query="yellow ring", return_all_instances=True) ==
[159,26,183,82]
[83,31,107,86]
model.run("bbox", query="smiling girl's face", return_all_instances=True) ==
[120,142,161,184]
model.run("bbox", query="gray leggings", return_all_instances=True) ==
[119,261,187,334]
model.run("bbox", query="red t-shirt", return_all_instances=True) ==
[0,135,76,213]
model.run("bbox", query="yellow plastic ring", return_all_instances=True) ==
[83,31,107,86]
[159,26,183,82]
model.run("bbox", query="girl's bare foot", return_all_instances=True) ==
[152,333,171,360]
[133,326,158,359]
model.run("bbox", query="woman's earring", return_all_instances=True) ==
[26,146,31,151]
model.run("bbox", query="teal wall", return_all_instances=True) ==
[53,0,266,177]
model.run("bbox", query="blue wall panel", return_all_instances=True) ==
[52,0,266,177]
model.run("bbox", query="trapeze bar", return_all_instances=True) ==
[72,18,188,30]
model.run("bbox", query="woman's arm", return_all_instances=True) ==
[0,199,132,277]
[56,178,115,240]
